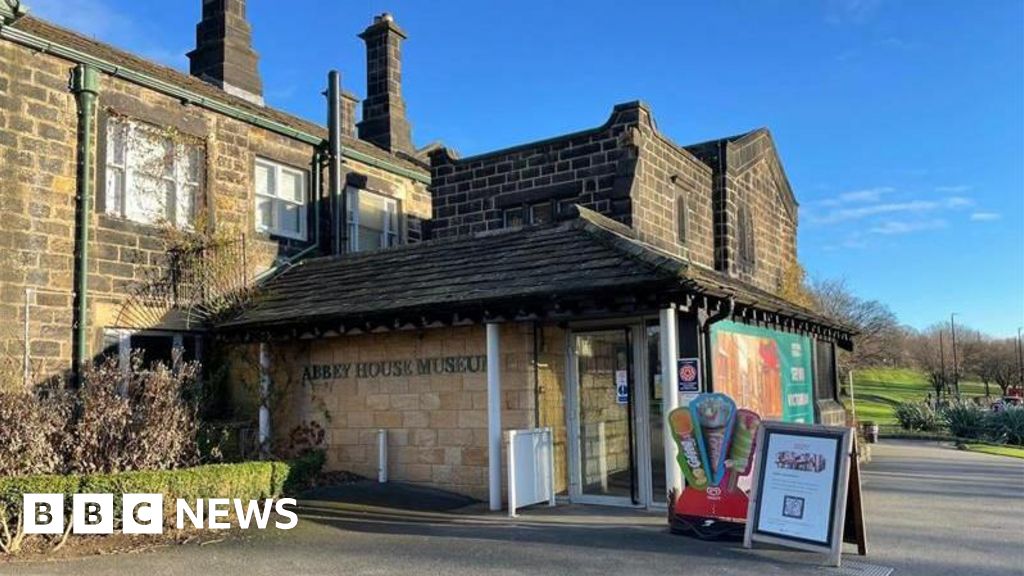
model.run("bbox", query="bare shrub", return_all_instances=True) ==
[67,354,201,474]
[0,389,66,477]
[0,352,202,477]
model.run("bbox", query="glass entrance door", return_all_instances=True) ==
[571,329,637,504]
[646,324,667,504]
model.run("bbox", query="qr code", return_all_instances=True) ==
[782,495,805,519]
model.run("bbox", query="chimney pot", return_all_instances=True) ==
[187,0,264,105]
[357,13,413,154]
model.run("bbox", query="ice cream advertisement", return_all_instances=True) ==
[710,321,815,423]
[668,394,762,524]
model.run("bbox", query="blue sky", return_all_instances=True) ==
[27,0,1024,336]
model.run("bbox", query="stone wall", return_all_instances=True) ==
[724,131,798,292]
[631,107,716,268]
[0,36,429,386]
[261,323,548,500]
[687,130,799,293]
[428,103,643,239]
[428,102,718,269]
[0,38,80,382]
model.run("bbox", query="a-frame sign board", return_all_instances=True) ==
[842,433,868,556]
[743,423,868,568]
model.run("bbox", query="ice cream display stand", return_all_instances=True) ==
[667,392,868,562]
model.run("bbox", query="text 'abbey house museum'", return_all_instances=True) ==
[0,0,852,509]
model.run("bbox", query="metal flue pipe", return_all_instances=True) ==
[327,71,346,255]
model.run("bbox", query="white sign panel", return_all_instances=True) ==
[615,370,628,405]
[755,432,839,543]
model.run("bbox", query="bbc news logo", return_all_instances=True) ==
[23,494,298,534]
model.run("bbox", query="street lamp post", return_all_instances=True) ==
[1017,327,1023,390]
[950,313,960,397]
[939,330,946,402]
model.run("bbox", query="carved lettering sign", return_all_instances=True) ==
[302,355,487,384]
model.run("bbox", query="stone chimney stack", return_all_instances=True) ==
[357,13,413,154]
[187,0,264,105]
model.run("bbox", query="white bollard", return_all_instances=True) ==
[377,429,388,483]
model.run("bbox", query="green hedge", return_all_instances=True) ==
[0,455,327,521]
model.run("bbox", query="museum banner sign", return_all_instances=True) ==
[302,354,488,383]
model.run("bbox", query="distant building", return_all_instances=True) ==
[0,0,850,507]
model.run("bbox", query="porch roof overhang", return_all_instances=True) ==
[217,207,854,349]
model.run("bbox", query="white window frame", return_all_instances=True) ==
[346,187,400,252]
[104,117,203,227]
[254,158,309,241]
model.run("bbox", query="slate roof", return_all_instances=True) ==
[220,208,683,329]
[220,208,851,345]
[9,15,429,177]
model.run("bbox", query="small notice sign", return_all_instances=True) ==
[677,358,701,393]
[615,370,629,405]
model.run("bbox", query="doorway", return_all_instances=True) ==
[566,324,666,508]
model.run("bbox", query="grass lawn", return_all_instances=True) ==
[963,444,1024,459]
[842,367,993,426]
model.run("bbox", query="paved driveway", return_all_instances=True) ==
[3,440,1022,576]
[857,440,1024,576]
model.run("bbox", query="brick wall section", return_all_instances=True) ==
[0,39,80,380]
[428,102,717,267]
[631,106,716,268]
[261,324,539,500]
[687,130,799,293]
[0,37,429,386]
[428,103,643,239]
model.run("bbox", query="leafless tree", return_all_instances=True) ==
[906,325,949,401]
[985,338,1023,396]
[807,278,903,374]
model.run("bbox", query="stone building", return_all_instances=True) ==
[0,1,430,385]
[1,0,852,509]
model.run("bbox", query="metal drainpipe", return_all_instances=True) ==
[71,64,99,384]
[327,71,345,255]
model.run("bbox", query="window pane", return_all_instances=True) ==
[177,185,196,227]
[255,163,273,197]
[256,198,273,229]
[358,226,383,251]
[359,194,388,231]
[129,334,174,370]
[105,167,124,216]
[128,174,171,224]
[531,203,552,224]
[387,201,399,234]
[280,170,304,203]
[348,222,358,251]
[107,119,125,166]
[279,201,302,236]
[129,126,173,179]
[180,145,204,185]
[504,208,524,227]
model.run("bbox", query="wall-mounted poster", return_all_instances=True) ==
[744,422,854,567]
[710,320,814,423]
[677,358,701,393]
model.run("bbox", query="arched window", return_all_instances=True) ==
[737,204,755,271]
